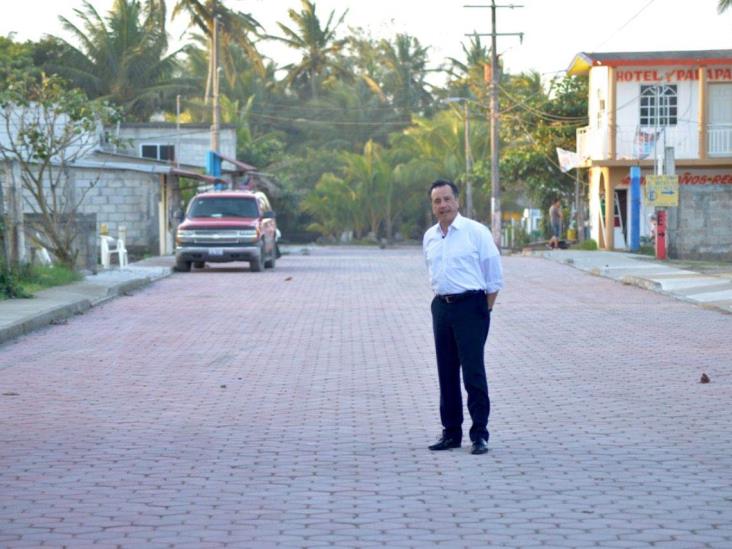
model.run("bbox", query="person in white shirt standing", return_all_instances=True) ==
[423,179,503,455]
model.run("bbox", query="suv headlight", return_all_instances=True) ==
[176,230,195,243]
[237,229,258,239]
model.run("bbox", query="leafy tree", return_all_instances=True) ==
[271,147,345,240]
[172,0,265,101]
[0,37,37,88]
[178,36,286,167]
[0,76,119,268]
[301,172,359,239]
[445,34,491,102]
[379,34,434,120]
[499,73,588,229]
[51,0,186,120]
[272,0,349,100]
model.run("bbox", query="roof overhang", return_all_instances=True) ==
[219,154,257,173]
[170,168,227,184]
[567,50,732,76]
[567,53,594,76]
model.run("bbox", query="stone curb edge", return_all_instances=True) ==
[536,254,732,316]
[0,299,93,346]
[0,268,174,346]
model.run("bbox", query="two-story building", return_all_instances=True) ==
[568,49,732,260]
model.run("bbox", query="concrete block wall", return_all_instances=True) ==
[74,168,161,253]
[668,185,732,261]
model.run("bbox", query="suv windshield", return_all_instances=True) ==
[189,197,259,218]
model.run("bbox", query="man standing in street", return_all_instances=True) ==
[423,179,503,455]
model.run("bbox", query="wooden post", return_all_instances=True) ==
[604,168,614,249]
[608,67,617,161]
[698,66,707,160]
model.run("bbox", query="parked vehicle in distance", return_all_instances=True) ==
[175,190,277,272]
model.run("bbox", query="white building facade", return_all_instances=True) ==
[112,122,237,167]
[569,50,732,259]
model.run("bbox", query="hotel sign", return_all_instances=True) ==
[616,67,732,82]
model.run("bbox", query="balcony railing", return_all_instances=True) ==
[577,124,732,161]
[708,124,732,157]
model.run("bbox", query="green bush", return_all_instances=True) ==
[513,226,531,248]
[577,239,598,251]
[1,263,80,299]
[638,244,655,256]
[0,264,31,299]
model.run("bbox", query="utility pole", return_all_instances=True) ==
[176,94,181,168]
[211,16,221,153]
[465,2,523,246]
[444,97,474,218]
[464,100,473,219]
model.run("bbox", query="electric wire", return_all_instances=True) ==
[594,0,656,50]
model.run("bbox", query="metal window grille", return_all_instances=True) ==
[640,85,677,127]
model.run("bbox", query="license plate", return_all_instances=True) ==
[209,248,224,256]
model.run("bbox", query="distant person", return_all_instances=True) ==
[423,179,504,455]
[548,198,563,249]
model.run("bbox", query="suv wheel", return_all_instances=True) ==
[193,261,205,269]
[175,260,192,272]
[250,246,264,272]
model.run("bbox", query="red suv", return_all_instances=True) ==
[175,190,277,272]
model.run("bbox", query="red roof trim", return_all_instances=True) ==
[597,58,732,67]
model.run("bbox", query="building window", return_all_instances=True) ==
[640,85,677,127]
[140,144,175,161]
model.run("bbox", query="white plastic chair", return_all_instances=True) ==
[100,233,128,268]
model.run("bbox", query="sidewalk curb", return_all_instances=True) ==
[88,272,170,306]
[0,266,174,346]
[0,299,93,346]
[534,250,732,316]
[620,275,663,291]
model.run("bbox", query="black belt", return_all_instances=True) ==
[436,290,485,304]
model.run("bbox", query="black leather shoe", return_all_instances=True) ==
[471,438,488,455]
[428,436,461,451]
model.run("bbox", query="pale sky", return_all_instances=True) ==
[2,0,730,79]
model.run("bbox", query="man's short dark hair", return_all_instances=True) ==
[429,179,459,199]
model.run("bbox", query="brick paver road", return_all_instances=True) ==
[1,246,731,548]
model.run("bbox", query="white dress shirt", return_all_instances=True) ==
[423,213,504,295]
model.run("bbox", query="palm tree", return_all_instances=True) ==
[272,0,349,100]
[302,172,360,238]
[379,34,434,120]
[171,0,264,100]
[719,0,731,13]
[446,34,490,101]
[52,0,186,120]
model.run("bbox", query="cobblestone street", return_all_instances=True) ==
[1,246,731,548]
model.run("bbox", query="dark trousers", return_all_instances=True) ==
[431,293,491,442]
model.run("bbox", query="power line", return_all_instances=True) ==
[464,1,525,243]
[248,111,411,127]
[594,0,656,50]
[498,83,588,121]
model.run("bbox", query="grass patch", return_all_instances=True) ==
[637,245,655,256]
[1,263,81,300]
[576,239,598,251]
